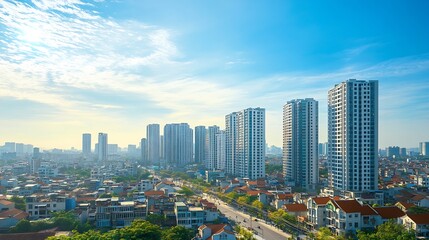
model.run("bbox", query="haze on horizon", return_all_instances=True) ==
[1,0,429,150]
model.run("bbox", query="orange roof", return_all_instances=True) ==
[312,197,331,205]
[0,199,14,206]
[411,194,426,201]
[144,190,165,196]
[0,208,28,220]
[277,193,294,200]
[374,206,405,219]
[408,213,429,224]
[360,205,378,216]
[331,199,362,213]
[246,190,261,196]
[283,203,307,212]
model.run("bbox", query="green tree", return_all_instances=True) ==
[252,200,264,209]
[10,219,32,233]
[407,206,429,214]
[235,225,256,240]
[357,220,415,240]
[146,214,166,226]
[178,186,194,197]
[162,226,194,240]
[9,196,26,211]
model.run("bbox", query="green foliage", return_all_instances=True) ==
[407,206,429,215]
[226,191,240,200]
[146,214,166,226]
[235,225,256,240]
[265,164,283,175]
[251,200,264,209]
[268,209,297,225]
[10,211,93,233]
[162,226,194,240]
[9,196,26,211]
[60,167,90,179]
[357,220,415,240]
[178,186,194,197]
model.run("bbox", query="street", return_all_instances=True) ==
[206,195,292,240]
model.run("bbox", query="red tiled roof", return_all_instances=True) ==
[374,206,405,219]
[144,190,165,196]
[360,205,378,216]
[0,199,14,206]
[331,199,362,213]
[283,203,307,212]
[408,213,429,224]
[277,193,294,200]
[246,190,261,196]
[312,197,331,205]
[0,208,28,220]
[411,194,425,201]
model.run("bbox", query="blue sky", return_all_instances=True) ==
[0,0,429,149]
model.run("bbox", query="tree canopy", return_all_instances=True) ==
[357,221,415,240]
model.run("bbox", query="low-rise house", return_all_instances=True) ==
[95,197,146,228]
[401,213,429,238]
[307,196,339,229]
[283,203,307,218]
[0,208,28,230]
[0,199,15,211]
[174,202,204,229]
[273,193,294,209]
[26,194,66,220]
[373,206,405,223]
[195,224,236,240]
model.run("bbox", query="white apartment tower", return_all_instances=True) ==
[225,113,238,175]
[205,126,219,170]
[147,124,160,165]
[82,133,91,155]
[195,126,206,164]
[97,133,108,161]
[164,123,193,166]
[328,79,378,192]
[226,108,265,179]
[216,130,226,170]
[283,99,318,190]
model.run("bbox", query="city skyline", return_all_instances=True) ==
[1,1,429,149]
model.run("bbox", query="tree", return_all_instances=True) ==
[252,200,264,209]
[235,225,256,240]
[407,206,429,215]
[146,214,166,226]
[9,196,26,211]
[357,220,415,240]
[178,186,194,197]
[162,226,194,240]
[10,219,31,233]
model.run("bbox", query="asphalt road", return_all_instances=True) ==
[206,195,291,240]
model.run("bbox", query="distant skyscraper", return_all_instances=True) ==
[420,142,429,156]
[108,144,118,155]
[283,98,318,190]
[128,144,137,156]
[195,126,207,164]
[4,142,15,153]
[328,79,378,192]
[140,138,148,163]
[386,146,400,158]
[164,123,193,166]
[147,124,160,165]
[15,143,24,156]
[160,135,164,161]
[216,130,226,170]
[225,108,265,179]
[225,113,238,175]
[82,133,91,155]
[400,148,407,157]
[97,133,108,161]
[205,126,219,170]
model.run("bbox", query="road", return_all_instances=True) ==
[206,195,292,240]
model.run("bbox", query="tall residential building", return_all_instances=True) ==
[225,113,238,175]
[97,133,108,161]
[386,146,400,158]
[328,79,378,192]
[194,126,206,164]
[283,98,318,190]
[140,138,148,163]
[147,124,160,165]
[216,130,226,170]
[160,135,164,161]
[82,133,91,155]
[205,126,219,170]
[4,142,15,153]
[16,143,24,156]
[225,108,265,179]
[164,123,193,166]
[420,142,429,156]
